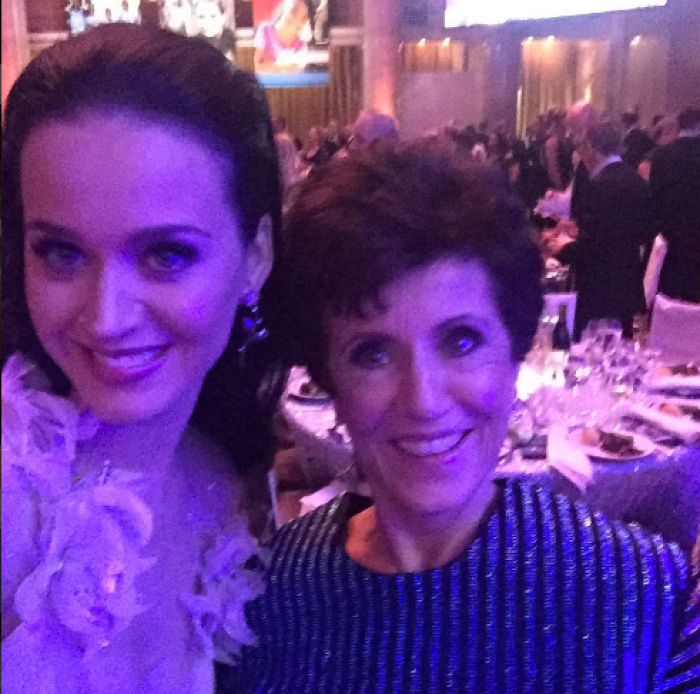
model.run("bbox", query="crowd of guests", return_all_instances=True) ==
[281,103,700,340]
[1,22,699,694]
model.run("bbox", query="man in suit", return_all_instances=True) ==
[650,107,700,303]
[549,122,654,339]
[622,111,655,171]
[566,102,600,225]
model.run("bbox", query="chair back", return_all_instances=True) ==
[643,234,668,308]
[649,293,700,363]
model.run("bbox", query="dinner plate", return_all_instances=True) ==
[567,429,656,461]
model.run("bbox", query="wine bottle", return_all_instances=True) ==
[551,304,571,351]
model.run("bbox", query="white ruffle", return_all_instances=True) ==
[2,354,264,691]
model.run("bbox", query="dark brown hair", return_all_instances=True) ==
[2,23,286,480]
[269,141,543,392]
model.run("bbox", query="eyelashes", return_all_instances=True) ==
[347,325,484,369]
[349,339,391,368]
[28,238,201,278]
[439,325,483,357]
[143,242,200,275]
[29,238,84,275]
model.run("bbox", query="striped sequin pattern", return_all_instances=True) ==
[220,480,694,694]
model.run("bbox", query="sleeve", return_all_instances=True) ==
[253,23,275,56]
[661,535,700,692]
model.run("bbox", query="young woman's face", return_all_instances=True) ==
[21,113,271,423]
[196,0,225,38]
[326,259,518,518]
[281,0,308,25]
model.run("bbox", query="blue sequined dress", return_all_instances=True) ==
[220,480,699,693]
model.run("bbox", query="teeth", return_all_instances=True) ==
[394,432,467,457]
[92,348,164,370]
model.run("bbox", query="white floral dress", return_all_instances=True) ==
[1,355,264,693]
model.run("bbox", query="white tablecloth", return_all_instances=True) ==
[281,368,700,549]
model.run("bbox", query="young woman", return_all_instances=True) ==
[1,23,285,694]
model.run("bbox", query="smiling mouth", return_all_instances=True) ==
[391,430,473,458]
[86,346,170,371]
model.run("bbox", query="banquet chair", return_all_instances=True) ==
[643,234,668,308]
[543,292,577,335]
[648,292,700,363]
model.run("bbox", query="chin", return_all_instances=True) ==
[79,390,180,425]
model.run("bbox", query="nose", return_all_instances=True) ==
[81,262,142,340]
[401,352,449,422]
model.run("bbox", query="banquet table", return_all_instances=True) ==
[282,366,700,550]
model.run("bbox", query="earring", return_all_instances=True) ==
[238,290,269,355]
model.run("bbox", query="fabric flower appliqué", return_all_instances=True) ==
[13,466,156,657]
[181,528,267,665]
[3,355,154,657]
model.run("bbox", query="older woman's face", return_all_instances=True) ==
[327,259,518,517]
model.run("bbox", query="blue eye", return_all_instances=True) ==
[441,326,482,357]
[144,243,199,275]
[349,340,391,369]
[30,239,84,276]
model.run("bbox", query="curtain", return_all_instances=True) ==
[327,43,363,127]
[519,39,609,135]
[402,41,466,73]
[236,44,362,140]
[624,37,668,126]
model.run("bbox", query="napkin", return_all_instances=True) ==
[625,403,700,446]
[534,190,571,220]
[547,424,594,491]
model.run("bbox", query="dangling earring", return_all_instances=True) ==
[238,290,269,356]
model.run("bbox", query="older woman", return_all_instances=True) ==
[220,144,699,692]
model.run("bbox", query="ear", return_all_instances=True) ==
[245,214,274,293]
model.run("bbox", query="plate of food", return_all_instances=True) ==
[647,363,700,397]
[654,363,700,378]
[287,375,332,403]
[568,427,655,461]
[656,401,700,423]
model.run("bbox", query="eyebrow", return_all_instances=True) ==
[24,219,213,241]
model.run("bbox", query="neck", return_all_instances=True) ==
[276,18,299,43]
[352,475,498,573]
[74,399,195,485]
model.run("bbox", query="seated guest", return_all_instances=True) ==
[219,143,697,692]
[300,126,330,167]
[549,122,654,339]
[347,108,399,154]
[650,107,700,303]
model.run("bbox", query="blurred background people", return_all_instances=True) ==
[650,107,700,303]
[195,0,235,60]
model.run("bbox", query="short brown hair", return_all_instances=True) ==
[269,142,543,390]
